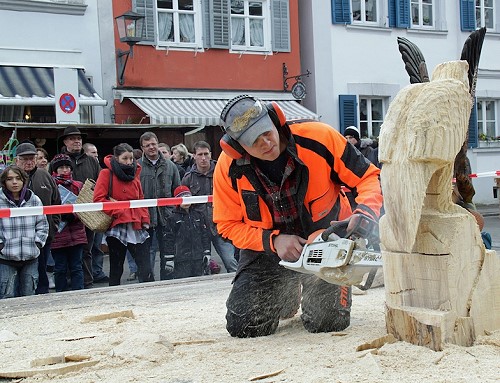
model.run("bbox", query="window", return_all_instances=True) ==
[359,97,384,138]
[352,0,378,23]
[411,0,433,27]
[477,99,497,138]
[230,0,270,51]
[133,0,289,52]
[156,0,202,47]
[476,0,494,29]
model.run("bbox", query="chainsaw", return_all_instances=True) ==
[279,215,383,290]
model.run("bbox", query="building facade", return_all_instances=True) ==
[0,0,113,156]
[299,0,500,204]
[112,0,316,157]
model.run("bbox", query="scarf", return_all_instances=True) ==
[110,156,137,182]
[52,173,81,194]
[2,185,29,207]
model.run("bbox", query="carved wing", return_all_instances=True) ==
[460,27,487,97]
[454,27,487,205]
[397,37,430,84]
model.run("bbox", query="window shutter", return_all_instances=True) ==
[209,0,229,48]
[203,0,211,47]
[468,99,478,148]
[460,0,475,31]
[388,0,396,27]
[395,0,410,28]
[339,95,358,133]
[331,0,351,24]
[132,0,155,44]
[271,0,290,52]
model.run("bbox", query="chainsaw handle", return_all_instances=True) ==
[321,219,350,241]
[321,215,378,242]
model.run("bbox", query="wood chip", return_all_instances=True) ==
[171,339,216,346]
[356,334,397,352]
[81,310,135,323]
[249,368,285,381]
[58,335,97,342]
[331,332,349,336]
[0,360,98,378]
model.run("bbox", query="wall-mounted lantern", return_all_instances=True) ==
[115,11,145,85]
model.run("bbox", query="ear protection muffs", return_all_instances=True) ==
[265,101,287,129]
[219,96,288,160]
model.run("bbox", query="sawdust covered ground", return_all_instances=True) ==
[0,276,498,383]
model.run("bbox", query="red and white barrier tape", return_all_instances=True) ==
[467,170,500,178]
[0,195,212,219]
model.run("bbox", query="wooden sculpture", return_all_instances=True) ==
[378,58,500,351]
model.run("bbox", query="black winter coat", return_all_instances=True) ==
[166,207,211,263]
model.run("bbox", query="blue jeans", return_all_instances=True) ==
[146,226,174,280]
[211,234,238,272]
[91,232,108,280]
[148,233,158,276]
[0,259,38,298]
[52,245,84,292]
[126,251,138,273]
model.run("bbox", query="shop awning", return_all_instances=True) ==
[0,66,107,106]
[119,90,318,126]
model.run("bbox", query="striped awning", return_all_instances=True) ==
[128,96,318,126]
[0,66,106,106]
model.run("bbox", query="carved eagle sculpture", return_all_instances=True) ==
[397,28,486,207]
[378,61,472,252]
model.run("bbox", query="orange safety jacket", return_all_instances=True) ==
[213,120,382,255]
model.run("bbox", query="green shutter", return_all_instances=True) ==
[132,0,155,44]
[210,0,229,48]
[339,95,358,132]
[271,0,290,52]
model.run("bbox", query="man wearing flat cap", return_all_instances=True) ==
[15,141,61,294]
[213,95,383,338]
[52,126,100,288]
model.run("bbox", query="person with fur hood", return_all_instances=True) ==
[93,143,153,286]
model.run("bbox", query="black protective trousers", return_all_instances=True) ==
[226,249,352,338]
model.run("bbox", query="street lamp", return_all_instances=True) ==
[115,11,145,85]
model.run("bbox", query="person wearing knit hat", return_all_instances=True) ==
[50,154,73,173]
[344,126,360,144]
[174,185,192,198]
[166,184,214,278]
[174,185,193,209]
[50,153,87,292]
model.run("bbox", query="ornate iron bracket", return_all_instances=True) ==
[283,63,311,91]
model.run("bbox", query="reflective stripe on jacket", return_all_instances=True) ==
[213,121,382,255]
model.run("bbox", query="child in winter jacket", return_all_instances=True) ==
[50,154,87,292]
[0,165,49,298]
[167,185,212,279]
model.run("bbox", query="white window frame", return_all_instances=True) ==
[359,96,385,138]
[230,0,272,53]
[155,0,203,49]
[410,0,434,28]
[477,99,497,139]
[351,0,379,25]
[476,0,495,30]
